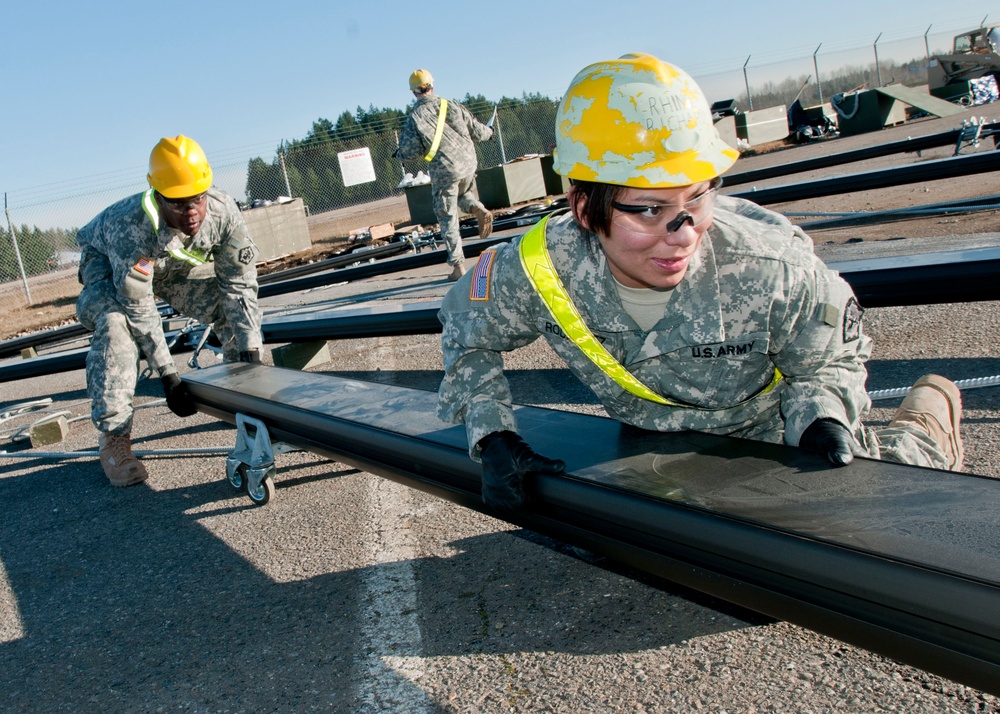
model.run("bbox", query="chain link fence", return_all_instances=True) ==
[1,22,990,328]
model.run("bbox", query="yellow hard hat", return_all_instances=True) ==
[408,68,434,92]
[552,53,738,188]
[147,135,213,199]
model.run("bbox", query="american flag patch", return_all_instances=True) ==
[133,257,154,276]
[470,250,496,301]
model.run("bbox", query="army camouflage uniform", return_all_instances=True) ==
[76,187,262,436]
[438,196,951,470]
[398,94,493,266]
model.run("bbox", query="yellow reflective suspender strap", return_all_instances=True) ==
[424,98,449,162]
[141,189,160,234]
[166,245,208,267]
[518,215,783,410]
[141,189,207,267]
[519,216,676,406]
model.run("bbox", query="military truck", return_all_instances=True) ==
[928,25,1000,105]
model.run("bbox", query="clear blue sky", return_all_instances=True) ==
[2,0,997,208]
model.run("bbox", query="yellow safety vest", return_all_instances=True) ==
[518,215,782,409]
[424,98,449,162]
[141,189,208,267]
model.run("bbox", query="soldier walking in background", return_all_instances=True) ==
[76,135,263,487]
[398,69,495,281]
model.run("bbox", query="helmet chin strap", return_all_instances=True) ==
[667,210,694,233]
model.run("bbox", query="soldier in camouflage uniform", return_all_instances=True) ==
[76,135,262,487]
[437,54,965,513]
[398,69,494,281]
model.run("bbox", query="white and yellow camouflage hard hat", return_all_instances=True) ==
[552,53,738,188]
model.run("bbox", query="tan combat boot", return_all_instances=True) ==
[889,374,964,471]
[473,205,493,239]
[98,433,149,487]
[447,262,467,282]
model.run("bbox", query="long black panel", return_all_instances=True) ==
[826,245,1000,307]
[263,301,442,342]
[257,242,408,284]
[258,235,512,298]
[183,364,1000,695]
[730,150,1000,205]
[722,128,968,187]
[0,326,201,384]
[0,303,178,360]
[5,247,999,381]
[260,246,1000,343]
[0,346,92,382]
[797,194,1000,231]
[257,201,563,286]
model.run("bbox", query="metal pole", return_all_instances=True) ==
[0,447,234,459]
[278,149,293,198]
[495,109,508,164]
[813,43,824,104]
[3,193,32,306]
[874,32,883,87]
[924,24,933,65]
[393,129,406,179]
[743,55,753,111]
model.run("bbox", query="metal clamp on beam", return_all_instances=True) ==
[225,413,284,506]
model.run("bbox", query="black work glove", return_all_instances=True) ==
[799,418,855,466]
[239,349,262,364]
[478,430,566,513]
[160,373,198,417]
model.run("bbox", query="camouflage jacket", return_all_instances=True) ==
[77,188,261,375]
[438,196,873,455]
[398,94,493,184]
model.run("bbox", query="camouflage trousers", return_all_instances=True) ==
[745,414,952,471]
[77,276,241,435]
[861,423,952,470]
[433,174,486,266]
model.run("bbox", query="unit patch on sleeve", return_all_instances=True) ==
[470,249,497,301]
[238,245,256,265]
[843,297,863,343]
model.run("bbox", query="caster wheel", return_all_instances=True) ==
[246,474,275,506]
[227,463,246,490]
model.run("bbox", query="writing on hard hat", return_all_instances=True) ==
[147,135,213,199]
[552,53,738,188]
[408,68,434,92]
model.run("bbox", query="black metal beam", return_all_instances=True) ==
[827,246,1000,307]
[0,325,203,383]
[258,242,408,284]
[258,246,1000,343]
[0,304,178,360]
[263,302,441,343]
[729,150,1000,205]
[3,246,999,382]
[183,364,1000,695]
[0,323,90,359]
[0,346,92,383]
[723,128,968,187]
[257,201,564,293]
[796,194,1000,231]
[258,234,512,298]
